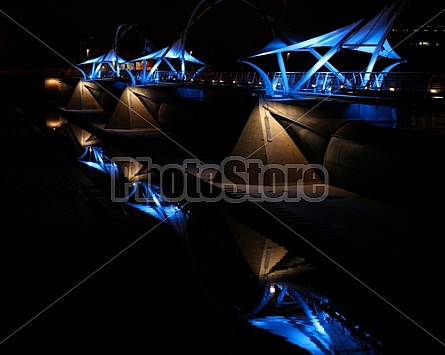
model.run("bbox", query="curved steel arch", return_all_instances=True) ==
[179,0,273,74]
[238,60,274,97]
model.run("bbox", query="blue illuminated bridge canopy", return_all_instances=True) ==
[74,0,443,98]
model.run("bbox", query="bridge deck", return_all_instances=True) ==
[95,69,445,99]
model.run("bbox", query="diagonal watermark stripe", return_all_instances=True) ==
[245,7,445,160]
[253,201,445,348]
[0,9,205,166]
[1,3,444,350]
[0,201,189,345]
[0,8,201,346]
[83,5,445,351]
[241,9,445,348]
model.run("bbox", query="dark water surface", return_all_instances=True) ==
[1,73,445,354]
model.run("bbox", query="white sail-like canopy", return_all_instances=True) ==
[247,0,407,94]
[76,47,127,79]
[126,37,206,83]
[128,38,205,65]
[251,19,401,60]
[250,1,405,60]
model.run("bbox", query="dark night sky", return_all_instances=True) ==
[0,0,443,70]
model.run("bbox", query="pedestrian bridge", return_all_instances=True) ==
[70,0,445,100]
[115,69,445,98]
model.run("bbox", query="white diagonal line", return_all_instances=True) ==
[0,202,189,345]
[253,201,445,348]
[0,9,205,165]
[246,8,445,160]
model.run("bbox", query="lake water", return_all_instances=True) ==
[56,89,445,354]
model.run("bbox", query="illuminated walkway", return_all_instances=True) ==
[119,69,445,99]
[70,0,445,100]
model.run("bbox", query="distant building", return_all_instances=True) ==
[389,24,444,71]
[391,23,444,47]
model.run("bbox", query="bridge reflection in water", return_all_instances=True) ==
[40,65,445,353]
[74,144,382,354]
[46,72,444,351]
[38,0,445,351]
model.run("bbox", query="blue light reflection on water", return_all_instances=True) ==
[250,316,331,355]
[248,284,381,355]
[75,145,189,236]
[124,180,189,237]
[126,200,188,237]
[73,144,381,354]
[77,145,120,176]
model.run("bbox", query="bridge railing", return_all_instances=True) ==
[133,70,265,89]
[270,71,445,95]
[109,69,445,96]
